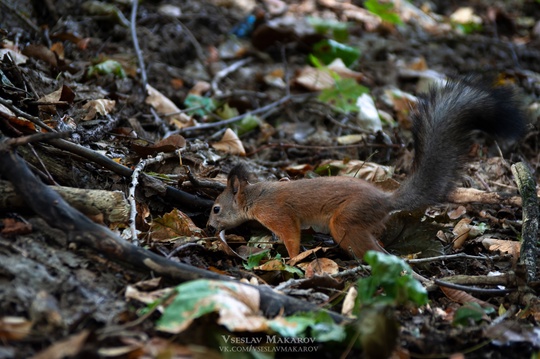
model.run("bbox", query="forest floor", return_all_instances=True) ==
[1,0,540,358]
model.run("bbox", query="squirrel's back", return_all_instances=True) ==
[391,76,527,211]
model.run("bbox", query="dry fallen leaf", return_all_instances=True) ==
[482,238,521,256]
[295,66,334,91]
[305,257,339,277]
[211,128,246,155]
[31,330,90,359]
[342,286,358,317]
[440,287,492,307]
[149,208,203,243]
[452,217,472,249]
[145,84,195,128]
[287,246,322,266]
[0,317,33,341]
[328,58,364,80]
[448,205,467,220]
[81,99,116,121]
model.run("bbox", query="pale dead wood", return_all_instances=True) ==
[0,180,129,223]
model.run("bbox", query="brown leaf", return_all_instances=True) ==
[1,218,32,237]
[482,238,521,256]
[81,99,116,121]
[440,287,493,307]
[211,128,246,156]
[22,44,57,67]
[452,217,472,249]
[131,134,186,156]
[31,330,90,359]
[304,258,339,278]
[295,66,334,91]
[0,317,33,341]
[145,84,196,128]
[149,208,203,242]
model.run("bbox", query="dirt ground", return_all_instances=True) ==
[1,0,540,358]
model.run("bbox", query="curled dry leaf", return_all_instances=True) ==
[21,44,57,67]
[327,58,364,80]
[145,84,195,128]
[342,286,358,317]
[38,85,75,114]
[448,205,467,220]
[440,287,493,307]
[188,81,211,95]
[295,66,334,91]
[0,48,27,64]
[125,285,172,305]
[211,128,246,156]
[149,208,203,243]
[256,259,286,271]
[452,217,472,249]
[1,218,32,237]
[81,99,116,121]
[287,246,322,266]
[482,238,521,256]
[0,317,33,340]
[131,134,186,156]
[304,257,339,278]
[450,7,482,26]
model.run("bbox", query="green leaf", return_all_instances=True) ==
[183,94,216,116]
[268,311,346,342]
[215,103,239,119]
[318,78,369,113]
[234,114,261,136]
[282,264,304,277]
[157,279,260,333]
[243,250,270,270]
[307,17,350,42]
[311,39,360,67]
[453,22,483,35]
[356,251,428,308]
[364,0,403,25]
[452,302,494,326]
[87,59,126,78]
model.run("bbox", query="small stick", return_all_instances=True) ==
[130,0,148,90]
[511,162,538,283]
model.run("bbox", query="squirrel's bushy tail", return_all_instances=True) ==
[391,76,527,211]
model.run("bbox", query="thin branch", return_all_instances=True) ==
[0,97,55,132]
[179,93,309,133]
[130,0,148,90]
[211,58,253,96]
[406,252,506,264]
[2,131,68,148]
[129,152,167,244]
[0,0,41,33]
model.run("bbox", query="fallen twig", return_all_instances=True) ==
[179,93,309,133]
[211,58,253,96]
[0,96,55,132]
[511,162,538,283]
[130,0,148,90]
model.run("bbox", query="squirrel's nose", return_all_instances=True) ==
[206,224,217,235]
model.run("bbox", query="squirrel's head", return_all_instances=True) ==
[207,164,254,233]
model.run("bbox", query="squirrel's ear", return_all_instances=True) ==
[229,175,245,195]
[227,164,250,195]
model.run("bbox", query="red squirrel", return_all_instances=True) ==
[207,77,527,259]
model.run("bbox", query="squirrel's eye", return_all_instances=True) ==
[213,205,221,214]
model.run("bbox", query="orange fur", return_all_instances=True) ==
[207,77,526,260]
